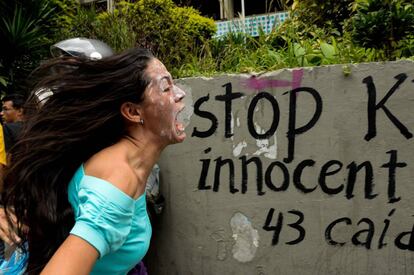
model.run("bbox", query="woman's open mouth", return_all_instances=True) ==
[175,107,186,136]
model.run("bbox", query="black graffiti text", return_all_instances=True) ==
[325,208,414,251]
[198,149,406,204]
[263,208,305,246]
[364,73,413,141]
[191,83,322,163]
[263,208,414,251]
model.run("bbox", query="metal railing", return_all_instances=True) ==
[214,11,289,38]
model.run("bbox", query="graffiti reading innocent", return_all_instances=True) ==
[190,70,414,252]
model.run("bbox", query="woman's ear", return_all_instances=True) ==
[120,102,142,123]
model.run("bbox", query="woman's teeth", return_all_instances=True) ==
[176,107,191,128]
[175,122,185,135]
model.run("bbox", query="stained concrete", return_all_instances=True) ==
[147,61,414,275]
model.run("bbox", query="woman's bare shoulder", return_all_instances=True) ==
[84,151,138,199]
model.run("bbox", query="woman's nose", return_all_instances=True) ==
[173,86,186,101]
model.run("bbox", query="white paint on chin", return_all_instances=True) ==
[159,129,174,141]
[175,83,194,128]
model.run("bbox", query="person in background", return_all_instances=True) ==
[0,125,7,173]
[0,94,25,269]
[0,124,7,191]
[0,96,25,271]
[1,94,25,152]
[1,94,25,124]
[2,47,187,274]
[0,124,7,260]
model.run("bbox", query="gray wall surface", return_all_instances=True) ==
[147,61,414,275]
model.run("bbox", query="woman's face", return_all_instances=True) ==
[140,58,186,144]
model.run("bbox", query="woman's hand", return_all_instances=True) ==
[0,207,20,245]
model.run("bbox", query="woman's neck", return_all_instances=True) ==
[121,134,163,173]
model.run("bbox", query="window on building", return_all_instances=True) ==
[234,0,287,16]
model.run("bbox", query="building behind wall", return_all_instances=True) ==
[79,0,291,18]
[78,0,291,37]
[174,1,291,37]
[175,0,290,20]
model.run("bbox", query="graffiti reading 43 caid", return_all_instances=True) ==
[263,208,414,251]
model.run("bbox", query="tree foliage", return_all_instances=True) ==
[290,0,354,35]
[0,0,78,95]
[63,0,216,72]
[347,0,414,58]
[0,0,413,82]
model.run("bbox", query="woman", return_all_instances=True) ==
[2,47,186,274]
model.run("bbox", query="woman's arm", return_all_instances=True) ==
[41,235,99,275]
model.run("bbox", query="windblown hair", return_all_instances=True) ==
[2,48,154,274]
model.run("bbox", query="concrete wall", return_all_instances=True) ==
[147,61,414,275]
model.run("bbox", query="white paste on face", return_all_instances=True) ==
[142,59,188,143]
[146,81,155,98]
[159,78,169,91]
[172,85,185,101]
[175,83,193,129]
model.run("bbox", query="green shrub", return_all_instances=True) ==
[113,0,216,68]
[63,6,98,39]
[63,6,136,53]
[348,0,414,58]
[174,15,393,78]
[395,34,414,58]
[290,0,354,35]
[63,0,216,73]
[49,0,78,41]
[94,12,136,52]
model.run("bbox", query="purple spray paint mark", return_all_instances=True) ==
[244,76,292,90]
[242,69,304,93]
[291,69,304,90]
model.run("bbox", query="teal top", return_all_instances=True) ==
[67,164,152,275]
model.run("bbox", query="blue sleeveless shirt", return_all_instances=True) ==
[67,164,152,275]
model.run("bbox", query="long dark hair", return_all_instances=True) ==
[2,48,154,273]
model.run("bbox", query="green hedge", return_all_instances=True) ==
[348,0,414,58]
[64,0,216,72]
